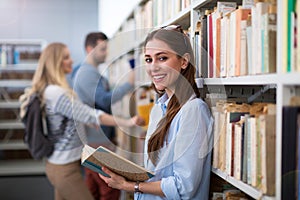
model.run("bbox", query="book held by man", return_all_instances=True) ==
[81,145,155,181]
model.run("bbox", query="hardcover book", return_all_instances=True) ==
[282,106,300,199]
[260,114,276,195]
[81,145,155,182]
[235,8,251,76]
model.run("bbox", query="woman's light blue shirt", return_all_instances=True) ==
[135,93,214,200]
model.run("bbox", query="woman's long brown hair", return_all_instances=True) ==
[144,28,200,165]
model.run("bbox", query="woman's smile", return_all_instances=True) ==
[152,74,167,82]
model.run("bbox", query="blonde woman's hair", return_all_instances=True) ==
[30,42,73,96]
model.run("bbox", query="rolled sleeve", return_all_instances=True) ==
[95,109,104,123]
[161,176,180,199]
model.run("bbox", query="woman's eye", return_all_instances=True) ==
[145,58,152,63]
[158,56,167,61]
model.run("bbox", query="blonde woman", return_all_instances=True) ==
[29,42,144,200]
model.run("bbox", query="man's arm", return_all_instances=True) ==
[95,79,133,109]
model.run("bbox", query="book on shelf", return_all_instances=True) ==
[182,0,191,9]
[246,15,252,75]
[213,100,231,171]
[217,104,227,171]
[262,4,277,74]
[290,10,297,72]
[212,9,221,78]
[216,2,236,78]
[220,12,230,77]
[287,0,297,72]
[228,9,236,77]
[245,115,256,186]
[255,115,262,189]
[81,145,155,182]
[281,0,288,72]
[297,0,300,72]
[282,106,300,199]
[200,12,208,78]
[241,114,250,183]
[194,20,201,78]
[207,9,214,78]
[233,116,245,180]
[240,19,248,76]
[211,106,220,169]
[215,14,222,78]
[251,1,269,75]
[235,7,251,76]
[226,111,249,176]
[259,113,276,195]
[297,112,300,200]
[290,96,300,106]
[223,189,248,199]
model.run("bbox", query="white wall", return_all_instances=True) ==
[98,0,140,38]
[0,0,98,65]
[0,0,139,64]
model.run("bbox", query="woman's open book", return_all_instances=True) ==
[81,145,155,181]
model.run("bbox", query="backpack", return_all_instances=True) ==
[20,92,54,160]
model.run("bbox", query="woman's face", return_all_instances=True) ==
[144,39,186,97]
[61,47,73,74]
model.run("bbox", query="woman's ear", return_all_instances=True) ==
[181,53,190,69]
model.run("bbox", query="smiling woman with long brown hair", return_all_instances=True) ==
[99,26,214,200]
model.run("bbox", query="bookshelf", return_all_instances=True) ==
[0,39,46,176]
[107,0,300,199]
[212,167,270,200]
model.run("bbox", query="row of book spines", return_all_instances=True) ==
[123,0,191,29]
[122,0,191,40]
[194,1,281,79]
[211,101,276,196]
[152,0,190,26]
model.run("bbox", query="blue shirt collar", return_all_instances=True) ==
[157,93,171,116]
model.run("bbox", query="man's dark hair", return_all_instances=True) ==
[84,32,108,48]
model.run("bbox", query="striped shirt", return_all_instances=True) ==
[44,85,103,165]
